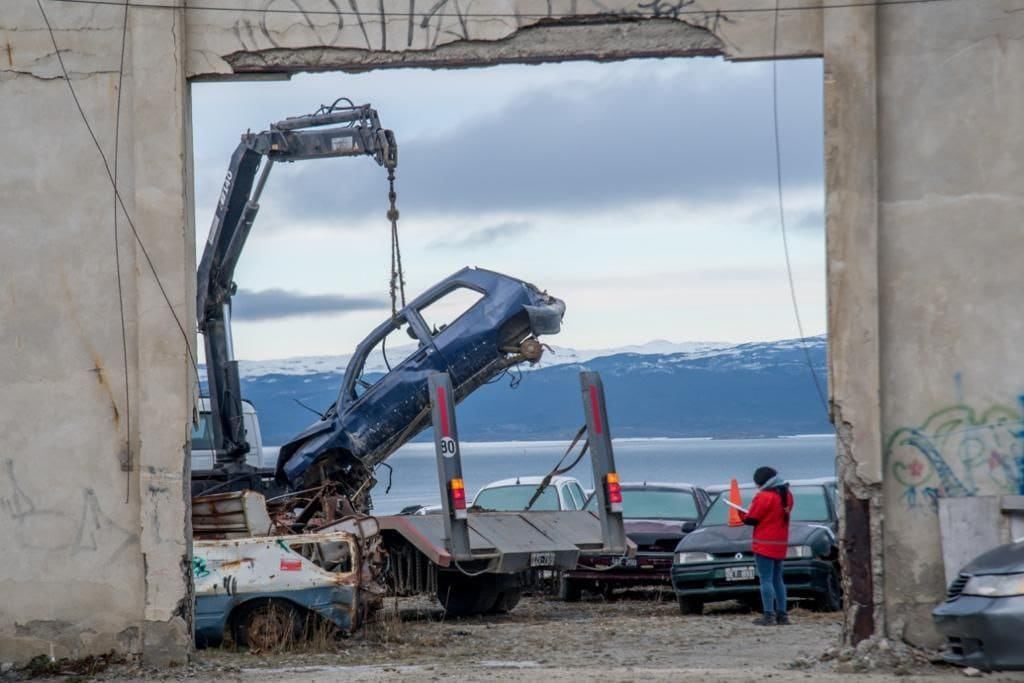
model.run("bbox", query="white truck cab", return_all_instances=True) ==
[190,398,275,475]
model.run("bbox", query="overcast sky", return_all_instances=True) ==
[191,56,825,361]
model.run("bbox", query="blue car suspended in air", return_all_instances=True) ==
[275,267,565,501]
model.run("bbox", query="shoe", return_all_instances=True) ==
[751,613,775,626]
[776,613,790,625]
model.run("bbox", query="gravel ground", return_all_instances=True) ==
[19,590,1024,681]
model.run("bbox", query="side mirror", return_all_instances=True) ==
[681,521,698,533]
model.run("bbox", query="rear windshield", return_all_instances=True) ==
[587,488,699,520]
[700,485,831,526]
[473,485,559,511]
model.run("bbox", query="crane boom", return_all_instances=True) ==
[197,102,397,482]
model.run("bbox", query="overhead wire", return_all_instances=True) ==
[113,0,132,504]
[770,0,830,413]
[35,0,202,389]
[46,0,968,19]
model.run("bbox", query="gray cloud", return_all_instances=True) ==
[264,59,823,224]
[428,220,533,249]
[232,288,388,321]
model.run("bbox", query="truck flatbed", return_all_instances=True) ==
[378,509,629,573]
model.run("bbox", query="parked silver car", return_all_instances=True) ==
[933,540,1024,670]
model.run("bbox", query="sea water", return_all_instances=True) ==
[368,435,836,514]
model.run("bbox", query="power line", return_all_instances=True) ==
[46,0,967,20]
[35,0,202,391]
[113,0,132,503]
[770,0,829,413]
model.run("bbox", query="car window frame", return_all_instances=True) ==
[414,282,488,341]
[339,311,436,410]
[561,483,580,510]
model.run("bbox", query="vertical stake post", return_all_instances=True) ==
[429,372,472,560]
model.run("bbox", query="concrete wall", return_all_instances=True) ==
[875,1,1024,646]
[0,1,193,665]
[1,0,1022,665]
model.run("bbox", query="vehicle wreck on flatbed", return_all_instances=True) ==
[275,266,566,501]
[190,100,629,647]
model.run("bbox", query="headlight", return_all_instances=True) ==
[963,573,1024,597]
[785,545,813,560]
[676,552,714,564]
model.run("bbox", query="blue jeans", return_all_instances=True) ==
[754,554,787,615]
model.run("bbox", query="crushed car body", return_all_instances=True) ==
[276,266,565,497]
[191,491,385,649]
[192,530,360,648]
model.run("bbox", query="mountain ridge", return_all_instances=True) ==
[219,336,831,446]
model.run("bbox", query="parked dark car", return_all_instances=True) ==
[275,267,565,493]
[559,482,711,600]
[933,540,1024,671]
[671,477,840,614]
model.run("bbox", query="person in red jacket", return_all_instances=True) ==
[741,466,794,626]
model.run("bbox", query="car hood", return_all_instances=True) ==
[962,541,1024,575]
[675,522,834,556]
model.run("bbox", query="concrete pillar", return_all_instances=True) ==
[875,0,1024,647]
[0,0,192,665]
[823,3,884,645]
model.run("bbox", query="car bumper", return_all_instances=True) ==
[933,594,1024,670]
[568,554,673,584]
[523,299,566,336]
[671,558,833,602]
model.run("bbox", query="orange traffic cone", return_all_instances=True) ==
[727,478,744,527]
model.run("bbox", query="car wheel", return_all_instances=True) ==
[812,568,843,612]
[677,596,704,615]
[559,576,583,602]
[489,589,522,614]
[233,599,306,651]
[437,575,499,617]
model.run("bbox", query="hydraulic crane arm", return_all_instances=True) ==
[197,102,397,474]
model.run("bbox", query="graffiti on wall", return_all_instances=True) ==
[0,458,138,558]
[887,397,1024,511]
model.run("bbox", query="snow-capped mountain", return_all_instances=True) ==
[231,340,732,378]
[209,336,831,445]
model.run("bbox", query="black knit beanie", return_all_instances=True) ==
[753,466,777,487]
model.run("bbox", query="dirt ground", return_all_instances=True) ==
[68,589,1022,682]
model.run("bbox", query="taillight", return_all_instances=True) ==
[606,472,623,512]
[450,478,467,519]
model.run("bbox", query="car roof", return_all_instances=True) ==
[705,477,836,493]
[478,475,579,488]
[620,481,700,491]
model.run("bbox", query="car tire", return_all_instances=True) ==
[437,575,499,617]
[489,589,522,614]
[812,568,843,612]
[677,596,704,615]
[559,576,583,602]
[232,599,306,651]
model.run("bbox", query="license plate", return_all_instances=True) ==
[615,557,638,568]
[530,551,555,567]
[725,565,756,582]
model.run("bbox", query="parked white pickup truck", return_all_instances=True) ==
[473,476,589,512]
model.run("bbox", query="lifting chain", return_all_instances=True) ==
[387,167,407,318]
